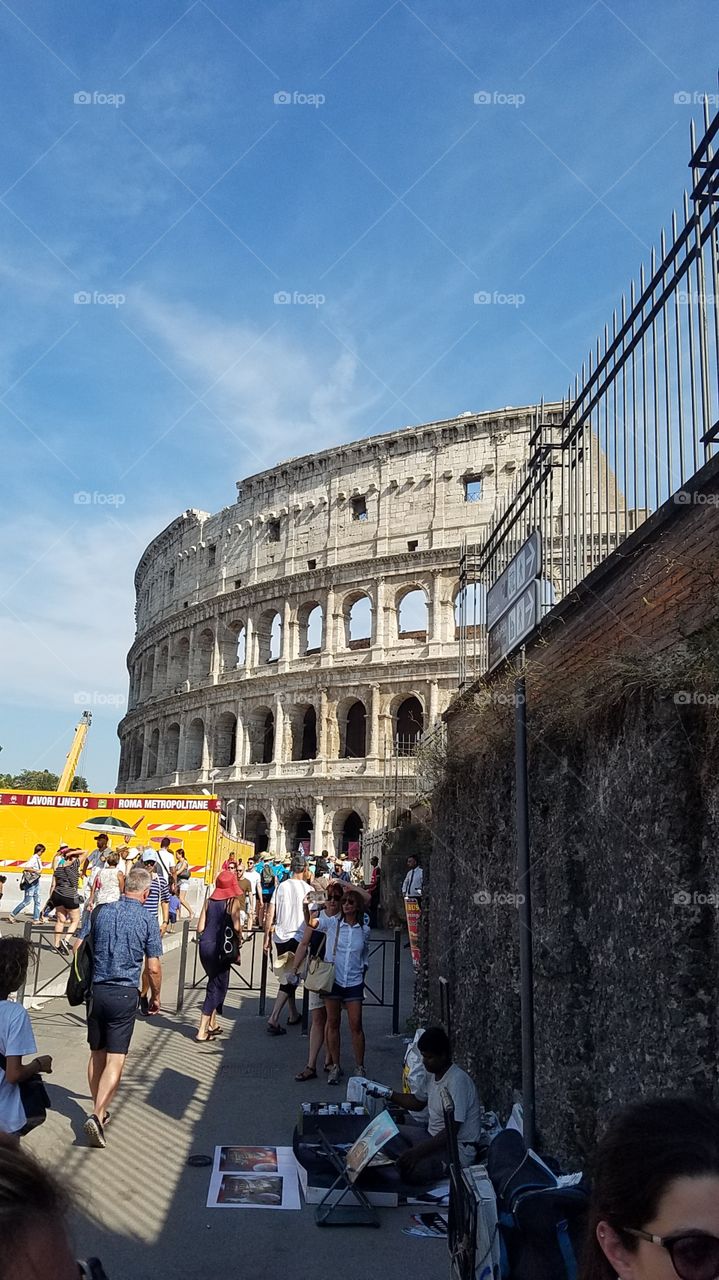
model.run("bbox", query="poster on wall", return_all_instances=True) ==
[206,1146,301,1210]
[404,896,421,972]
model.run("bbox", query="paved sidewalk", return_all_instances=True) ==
[19,932,446,1280]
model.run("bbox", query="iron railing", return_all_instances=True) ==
[459,101,719,685]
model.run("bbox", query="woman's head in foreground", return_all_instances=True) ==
[583,1095,719,1280]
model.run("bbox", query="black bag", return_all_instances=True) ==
[20,871,39,891]
[488,1128,589,1280]
[66,929,94,1007]
[0,1054,50,1132]
[216,910,241,969]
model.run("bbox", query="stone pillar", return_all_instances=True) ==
[369,683,381,758]
[318,689,329,758]
[431,572,444,642]
[268,801,279,853]
[211,624,221,682]
[324,587,335,652]
[428,680,439,729]
[374,578,386,649]
[368,797,380,831]
[139,727,150,779]
[272,697,284,765]
[313,797,325,852]
[245,616,254,671]
[282,598,293,665]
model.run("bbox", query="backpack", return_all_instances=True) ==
[66,927,95,1007]
[487,1128,589,1280]
[261,863,275,890]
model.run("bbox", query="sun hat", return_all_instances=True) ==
[210,870,242,901]
[342,883,371,907]
[57,843,72,854]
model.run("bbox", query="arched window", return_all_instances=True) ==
[284,809,313,855]
[395,696,424,756]
[131,731,143,780]
[185,718,205,771]
[218,619,245,671]
[245,810,268,854]
[298,602,323,656]
[164,723,180,773]
[344,593,372,649]
[141,653,155,699]
[333,809,363,856]
[170,636,190,687]
[344,701,367,758]
[248,707,274,764]
[194,628,214,680]
[257,610,282,664]
[397,588,428,640]
[147,727,160,776]
[453,582,487,632]
[214,711,237,768]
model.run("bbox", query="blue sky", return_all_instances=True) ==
[0,0,715,789]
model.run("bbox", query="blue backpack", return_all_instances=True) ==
[487,1129,589,1280]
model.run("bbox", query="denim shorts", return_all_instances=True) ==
[326,982,364,1004]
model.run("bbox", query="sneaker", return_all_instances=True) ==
[83,1114,106,1149]
[327,1065,342,1086]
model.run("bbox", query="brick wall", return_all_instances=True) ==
[424,455,719,1165]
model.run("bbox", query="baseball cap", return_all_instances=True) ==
[142,849,157,864]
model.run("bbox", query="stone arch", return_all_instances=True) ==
[332,808,364,856]
[169,635,190,687]
[392,694,424,755]
[193,627,214,680]
[214,710,237,768]
[141,652,155,699]
[453,582,487,634]
[297,601,323,656]
[164,722,180,773]
[256,608,282,664]
[284,807,313,855]
[118,737,130,783]
[218,618,246,671]
[290,702,317,761]
[185,717,206,771]
[147,726,160,776]
[342,591,372,649]
[130,729,143,780]
[155,643,169,692]
[248,706,274,764]
[396,585,429,641]
[245,810,268,854]
[337,696,367,758]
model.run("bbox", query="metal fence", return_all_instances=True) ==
[459,102,719,685]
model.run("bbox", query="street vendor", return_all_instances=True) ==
[376,1026,482,1182]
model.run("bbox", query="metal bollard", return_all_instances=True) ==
[392,928,401,1035]
[301,983,310,1036]
[258,948,269,1016]
[175,920,190,1013]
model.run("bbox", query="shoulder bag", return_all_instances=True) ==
[216,899,242,970]
[304,917,341,994]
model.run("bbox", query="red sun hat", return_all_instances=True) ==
[210,870,242,901]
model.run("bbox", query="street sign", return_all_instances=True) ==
[486,530,542,630]
[487,580,539,673]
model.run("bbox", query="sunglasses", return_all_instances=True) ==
[328,892,344,900]
[623,1228,719,1280]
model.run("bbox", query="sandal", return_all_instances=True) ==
[295,1067,318,1082]
[287,1015,302,1026]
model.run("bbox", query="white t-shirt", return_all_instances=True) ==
[316,913,370,988]
[155,848,176,881]
[427,1064,482,1166]
[0,1001,37,1135]
[245,868,261,899]
[25,853,42,878]
[402,866,423,898]
[273,878,312,943]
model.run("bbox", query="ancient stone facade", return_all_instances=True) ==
[118,405,561,855]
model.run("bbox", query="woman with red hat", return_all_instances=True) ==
[194,871,244,1042]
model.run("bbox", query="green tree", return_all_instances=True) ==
[1,770,89,792]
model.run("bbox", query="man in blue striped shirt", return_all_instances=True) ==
[138,849,169,1012]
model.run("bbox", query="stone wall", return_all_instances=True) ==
[425,455,719,1165]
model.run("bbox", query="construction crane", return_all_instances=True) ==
[57,711,92,792]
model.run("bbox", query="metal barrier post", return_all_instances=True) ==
[16,922,33,1004]
[175,920,190,1013]
[392,928,401,1034]
[258,948,269,1016]
[301,983,310,1036]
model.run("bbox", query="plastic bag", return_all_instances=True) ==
[402,1028,429,1123]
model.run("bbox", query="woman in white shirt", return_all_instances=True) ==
[88,851,125,909]
[316,886,370,1086]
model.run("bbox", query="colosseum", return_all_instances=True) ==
[117,404,562,857]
